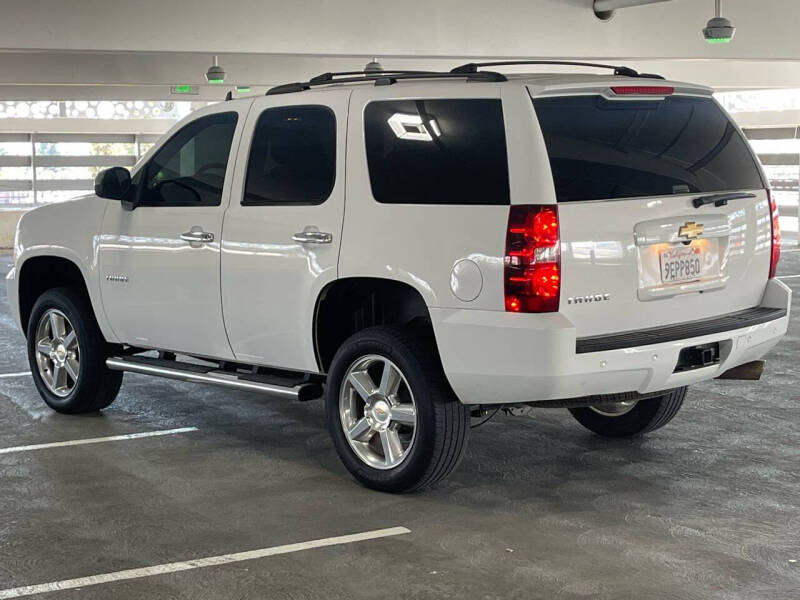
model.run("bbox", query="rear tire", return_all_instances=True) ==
[325,325,469,493]
[568,387,687,437]
[27,287,123,414]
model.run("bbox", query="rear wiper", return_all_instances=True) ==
[692,192,756,208]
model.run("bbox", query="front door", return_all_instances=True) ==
[98,107,248,359]
[221,90,350,372]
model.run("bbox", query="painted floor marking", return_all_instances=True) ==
[0,526,411,599]
[0,427,198,455]
[776,274,800,279]
[0,372,30,379]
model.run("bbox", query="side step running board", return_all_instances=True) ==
[107,356,323,401]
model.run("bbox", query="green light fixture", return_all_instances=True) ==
[703,0,735,44]
[206,55,226,84]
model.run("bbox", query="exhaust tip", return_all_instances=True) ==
[716,360,765,381]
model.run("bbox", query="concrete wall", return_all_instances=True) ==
[0,210,24,249]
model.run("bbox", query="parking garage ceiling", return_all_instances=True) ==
[1,0,800,99]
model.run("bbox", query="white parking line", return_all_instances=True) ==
[0,427,198,455]
[0,372,30,379]
[776,274,800,279]
[0,526,411,599]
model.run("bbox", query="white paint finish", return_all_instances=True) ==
[0,427,198,455]
[339,81,511,312]
[220,89,350,371]
[450,259,483,302]
[430,279,790,404]
[11,197,119,342]
[0,372,30,379]
[558,192,771,337]
[0,526,411,599]
[96,101,252,358]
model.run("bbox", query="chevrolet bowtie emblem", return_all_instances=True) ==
[679,221,704,239]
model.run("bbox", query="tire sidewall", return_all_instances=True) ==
[325,329,439,492]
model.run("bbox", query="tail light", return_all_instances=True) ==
[505,204,560,312]
[768,189,781,278]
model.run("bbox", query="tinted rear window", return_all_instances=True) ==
[533,95,764,202]
[364,99,509,205]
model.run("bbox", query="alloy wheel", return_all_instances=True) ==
[34,309,80,397]
[339,355,418,470]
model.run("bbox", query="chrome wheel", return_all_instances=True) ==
[339,355,417,470]
[34,309,80,397]
[590,400,638,417]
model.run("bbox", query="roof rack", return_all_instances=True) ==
[450,61,665,80]
[266,69,507,95]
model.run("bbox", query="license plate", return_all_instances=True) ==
[660,245,704,283]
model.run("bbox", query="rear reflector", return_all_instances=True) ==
[505,205,560,313]
[768,189,781,278]
[610,86,674,96]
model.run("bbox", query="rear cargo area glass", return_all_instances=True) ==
[533,95,764,202]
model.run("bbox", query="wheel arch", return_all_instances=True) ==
[313,277,438,373]
[17,254,101,337]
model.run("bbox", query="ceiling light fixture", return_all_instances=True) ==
[703,0,735,44]
[206,55,226,84]
[364,58,384,74]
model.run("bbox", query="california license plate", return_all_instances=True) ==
[660,245,704,283]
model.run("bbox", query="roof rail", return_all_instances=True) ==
[450,61,665,80]
[266,69,507,95]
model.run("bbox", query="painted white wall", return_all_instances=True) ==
[0,0,799,94]
[1,0,796,59]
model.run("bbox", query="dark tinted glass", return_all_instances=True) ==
[364,99,509,205]
[533,95,764,202]
[243,106,336,206]
[140,112,237,206]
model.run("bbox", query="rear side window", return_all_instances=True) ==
[243,105,336,206]
[364,99,509,205]
[533,95,764,202]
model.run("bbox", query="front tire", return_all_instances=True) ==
[568,387,687,438]
[27,287,123,414]
[325,325,469,493]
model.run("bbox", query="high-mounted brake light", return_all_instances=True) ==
[505,205,560,313]
[768,189,781,278]
[610,86,674,96]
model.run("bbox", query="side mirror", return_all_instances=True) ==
[94,167,132,201]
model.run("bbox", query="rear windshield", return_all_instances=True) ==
[533,95,764,202]
[364,99,509,205]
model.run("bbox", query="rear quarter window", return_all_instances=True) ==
[533,95,764,202]
[364,99,509,205]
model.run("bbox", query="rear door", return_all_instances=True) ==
[220,90,348,371]
[529,85,771,337]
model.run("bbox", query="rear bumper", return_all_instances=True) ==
[431,278,791,405]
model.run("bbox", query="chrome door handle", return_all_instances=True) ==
[292,230,333,244]
[180,230,215,243]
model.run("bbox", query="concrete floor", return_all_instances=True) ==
[1,251,799,600]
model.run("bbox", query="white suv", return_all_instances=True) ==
[6,62,790,492]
